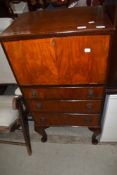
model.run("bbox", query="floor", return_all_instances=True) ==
[0,124,117,175]
[0,140,117,175]
[0,85,117,175]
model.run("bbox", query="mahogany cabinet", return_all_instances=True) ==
[0,6,115,144]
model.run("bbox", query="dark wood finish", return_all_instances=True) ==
[22,86,104,100]
[0,7,114,41]
[35,125,47,142]
[0,6,114,144]
[3,35,110,85]
[27,99,102,113]
[33,113,100,127]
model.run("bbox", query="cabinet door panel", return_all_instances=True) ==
[3,35,110,85]
[3,39,56,85]
[55,35,110,84]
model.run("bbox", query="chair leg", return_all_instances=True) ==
[18,97,32,155]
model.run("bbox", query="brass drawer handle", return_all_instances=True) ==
[88,89,94,98]
[32,90,37,98]
[84,118,92,123]
[36,102,42,109]
[86,103,92,112]
[40,116,46,122]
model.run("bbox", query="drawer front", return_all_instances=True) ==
[22,87,104,100]
[32,113,100,127]
[27,100,103,113]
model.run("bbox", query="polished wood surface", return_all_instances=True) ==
[0,7,114,41]
[3,35,110,85]
[22,86,104,100]
[27,99,102,113]
[32,113,100,127]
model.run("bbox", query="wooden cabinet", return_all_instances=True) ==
[0,7,114,144]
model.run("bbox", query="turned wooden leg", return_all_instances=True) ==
[89,128,101,145]
[35,125,47,142]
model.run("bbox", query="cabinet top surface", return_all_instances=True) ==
[0,6,115,41]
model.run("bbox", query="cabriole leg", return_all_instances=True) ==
[88,128,101,145]
[35,125,47,142]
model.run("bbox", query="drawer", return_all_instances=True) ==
[27,100,103,113]
[32,113,100,127]
[22,87,104,100]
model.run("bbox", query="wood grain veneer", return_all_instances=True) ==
[22,86,104,100]
[3,35,110,85]
[32,113,100,127]
[27,99,102,113]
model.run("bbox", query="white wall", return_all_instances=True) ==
[0,44,16,83]
[78,0,87,6]
[0,18,16,84]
